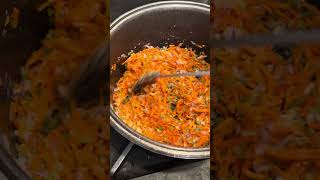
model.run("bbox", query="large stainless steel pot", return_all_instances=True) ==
[110,1,210,159]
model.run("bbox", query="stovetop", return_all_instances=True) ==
[110,0,209,179]
[110,128,201,179]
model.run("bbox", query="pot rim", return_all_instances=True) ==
[110,1,210,159]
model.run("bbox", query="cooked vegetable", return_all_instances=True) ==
[10,0,108,179]
[213,45,320,178]
[113,45,210,148]
[212,0,320,178]
[41,111,62,136]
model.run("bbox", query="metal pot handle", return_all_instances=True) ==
[0,145,31,180]
[110,142,134,177]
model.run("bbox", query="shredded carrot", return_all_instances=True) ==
[10,0,108,179]
[10,7,19,29]
[113,45,210,147]
[213,0,320,178]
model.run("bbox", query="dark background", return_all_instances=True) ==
[0,0,49,80]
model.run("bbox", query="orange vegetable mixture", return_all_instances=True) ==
[10,0,108,179]
[113,45,210,148]
[212,0,320,179]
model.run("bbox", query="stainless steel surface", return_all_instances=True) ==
[211,29,320,48]
[110,142,134,176]
[0,146,30,180]
[110,1,210,159]
[0,75,30,180]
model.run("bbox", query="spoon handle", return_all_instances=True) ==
[110,142,134,176]
[160,71,210,78]
[211,29,320,48]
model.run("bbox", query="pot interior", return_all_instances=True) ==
[110,1,210,150]
[110,1,210,101]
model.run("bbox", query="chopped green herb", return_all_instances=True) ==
[195,119,202,125]
[41,110,62,136]
[167,83,174,89]
[192,65,199,71]
[170,103,176,111]
[187,138,196,144]
[122,95,130,104]
[203,141,210,147]
[156,126,164,132]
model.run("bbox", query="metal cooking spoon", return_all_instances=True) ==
[211,29,320,48]
[131,71,210,94]
[61,40,108,101]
